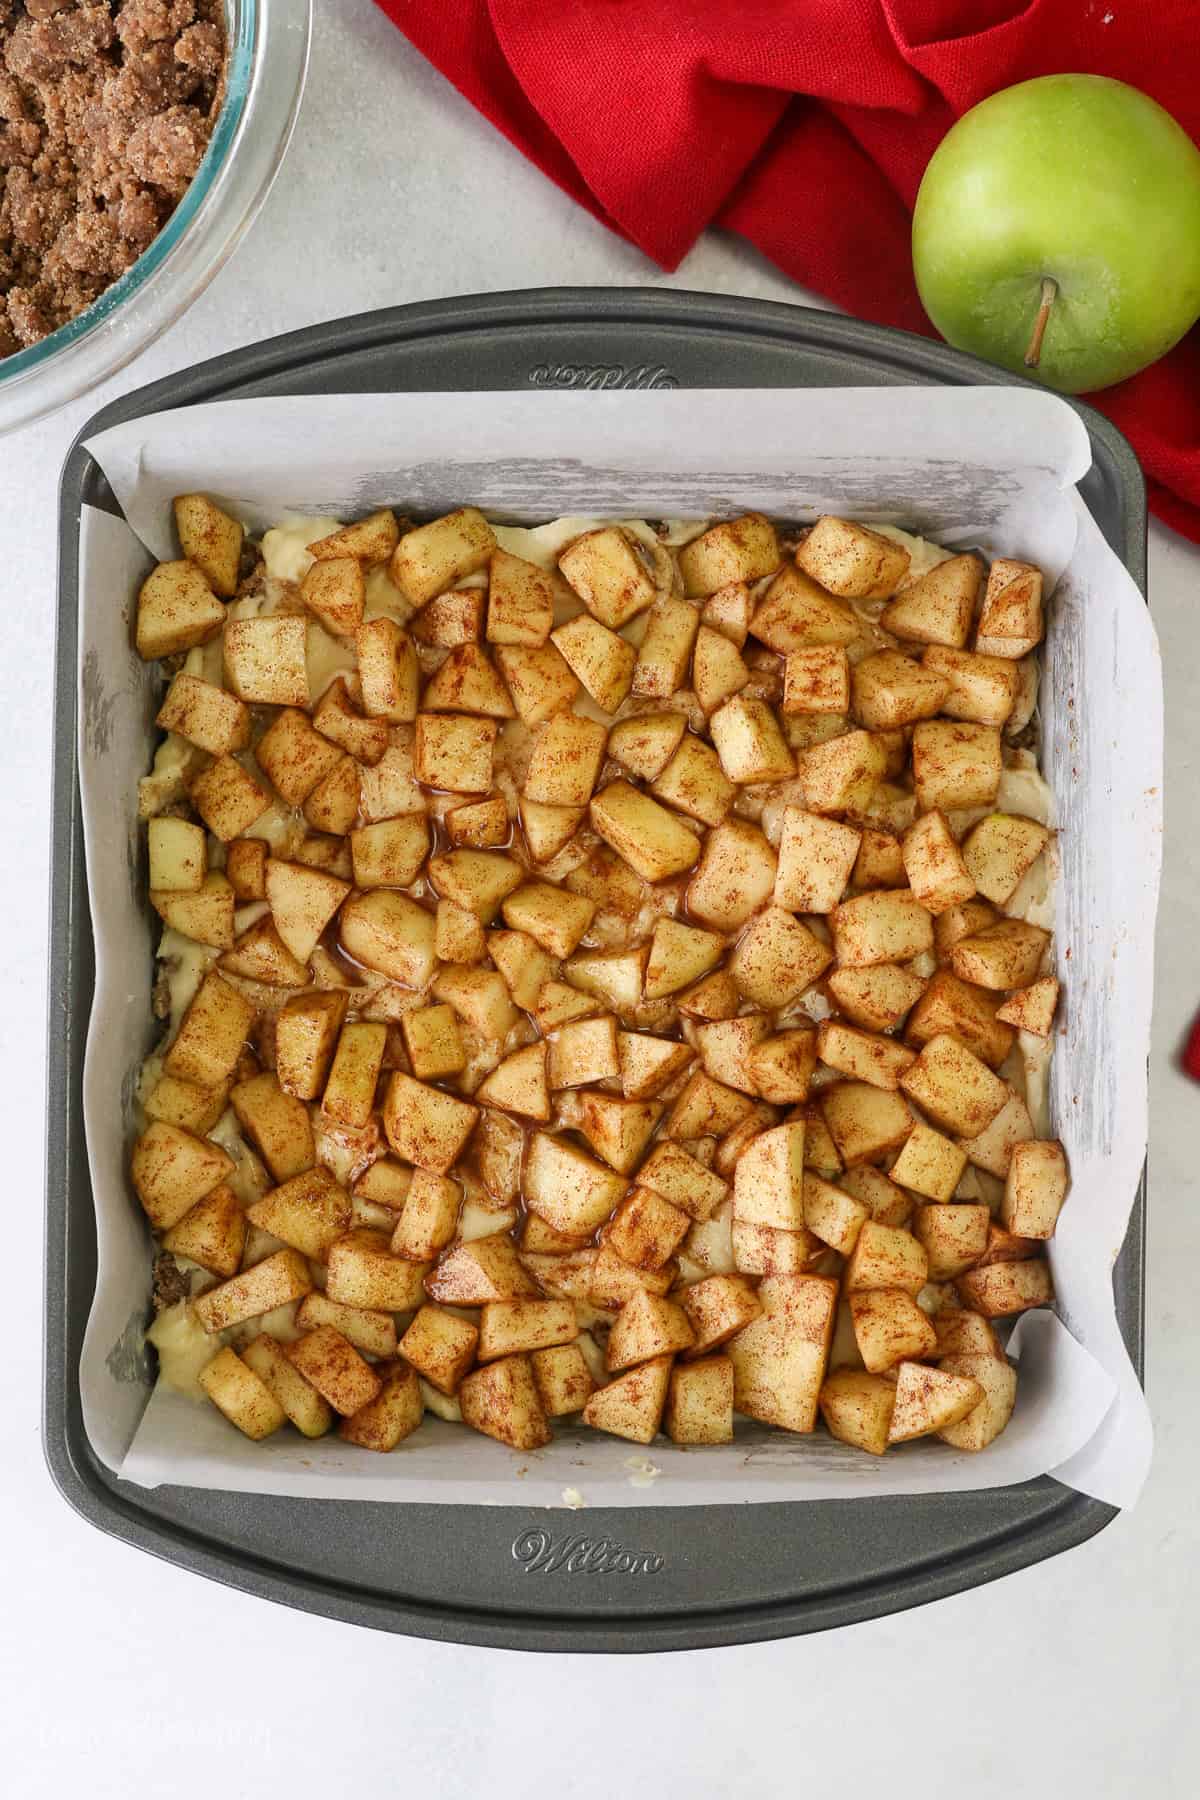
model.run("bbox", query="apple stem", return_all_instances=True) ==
[1024,278,1058,369]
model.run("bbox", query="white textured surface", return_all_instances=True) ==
[2,4,1197,1792]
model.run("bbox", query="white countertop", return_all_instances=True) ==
[3,5,1196,1792]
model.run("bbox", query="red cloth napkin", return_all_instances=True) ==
[376,0,1200,543]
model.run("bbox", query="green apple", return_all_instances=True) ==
[912,74,1200,393]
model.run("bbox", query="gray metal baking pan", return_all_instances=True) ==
[46,288,1147,1652]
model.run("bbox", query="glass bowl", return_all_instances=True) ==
[0,0,311,435]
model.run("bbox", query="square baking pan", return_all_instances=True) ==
[46,288,1147,1652]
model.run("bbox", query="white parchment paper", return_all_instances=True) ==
[75,388,1159,1509]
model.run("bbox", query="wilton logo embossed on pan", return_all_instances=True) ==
[527,363,679,390]
[512,1530,665,1575]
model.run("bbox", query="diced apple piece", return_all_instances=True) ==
[665,1071,756,1141]
[476,1043,551,1122]
[413,712,495,793]
[387,1169,460,1260]
[902,810,977,915]
[156,672,249,758]
[818,1369,897,1454]
[189,755,270,841]
[131,1122,234,1230]
[358,730,426,820]
[429,849,523,922]
[679,513,780,597]
[147,816,206,894]
[523,1132,625,1237]
[518,797,580,862]
[913,1202,990,1279]
[651,733,735,828]
[636,1141,725,1223]
[356,618,420,722]
[436,898,486,964]
[300,556,364,637]
[460,1352,552,1449]
[172,493,242,596]
[400,1305,479,1395]
[219,917,308,987]
[339,890,436,988]
[314,677,390,763]
[803,1171,869,1254]
[879,553,983,648]
[951,919,1050,990]
[143,1073,230,1135]
[400,1004,465,1083]
[575,1093,660,1175]
[936,1353,1018,1450]
[832,889,934,968]
[434,966,519,1039]
[485,548,556,646]
[223,617,308,706]
[727,1272,838,1433]
[995,976,1059,1036]
[225,838,266,901]
[975,559,1044,658]
[751,564,859,651]
[317,1020,386,1128]
[193,1248,313,1332]
[961,813,1052,905]
[349,817,430,892]
[773,809,860,914]
[309,508,400,564]
[853,828,907,890]
[852,650,950,729]
[198,1347,285,1439]
[687,818,777,931]
[849,1289,938,1372]
[529,1343,596,1417]
[231,1073,315,1183]
[326,1229,429,1310]
[710,696,793,785]
[286,1325,382,1417]
[559,526,658,627]
[246,1165,350,1259]
[732,1121,805,1230]
[501,880,595,957]
[391,508,495,606]
[338,1359,424,1452]
[478,1297,578,1361]
[413,590,486,648]
[265,858,349,964]
[1001,1139,1069,1239]
[383,1072,477,1173]
[136,560,225,659]
[844,1220,927,1295]
[826,965,926,1034]
[662,1355,734,1444]
[524,711,608,807]
[632,597,699,698]
[604,1187,687,1270]
[549,1015,618,1090]
[796,517,909,598]
[911,721,1002,811]
[296,1292,398,1357]
[702,580,754,646]
[900,1033,1009,1136]
[730,907,831,1009]
[644,918,724,999]
[958,1088,1035,1178]
[839,1164,912,1227]
[933,897,999,956]
[495,643,580,725]
[797,729,887,816]
[693,624,751,713]
[921,644,1019,727]
[582,1353,673,1443]
[905,968,1014,1070]
[956,1257,1053,1317]
[744,1029,817,1105]
[423,642,515,718]
[304,756,360,835]
[164,971,255,1088]
[890,1123,968,1202]
[240,1332,333,1437]
[887,1360,984,1442]
[782,645,850,716]
[589,781,701,884]
[618,1029,692,1100]
[816,1021,915,1091]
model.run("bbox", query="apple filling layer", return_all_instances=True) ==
[132,499,1066,1459]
